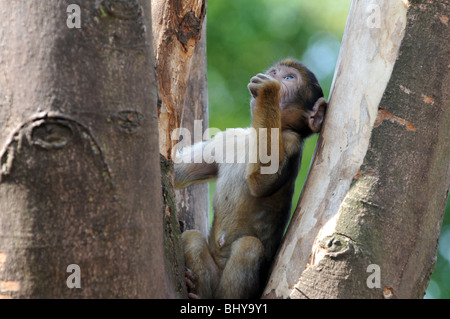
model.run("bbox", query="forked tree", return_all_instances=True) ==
[0,0,448,299]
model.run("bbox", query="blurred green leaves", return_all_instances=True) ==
[207,0,351,131]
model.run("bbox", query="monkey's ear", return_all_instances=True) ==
[308,97,327,133]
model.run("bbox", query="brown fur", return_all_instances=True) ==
[175,58,327,298]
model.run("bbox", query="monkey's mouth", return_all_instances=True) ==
[249,86,258,98]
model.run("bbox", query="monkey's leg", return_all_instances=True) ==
[182,230,220,299]
[215,236,264,299]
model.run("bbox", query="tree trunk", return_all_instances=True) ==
[151,0,207,159]
[151,0,208,298]
[0,1,169,298]
[264,0,450,299]
[174,18,209,236]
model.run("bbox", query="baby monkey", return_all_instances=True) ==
[175,58,327,298]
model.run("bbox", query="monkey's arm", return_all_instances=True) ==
[174,139,219,188]
[246,74,301,197]
[248,73,284,163]
[246,131,301,197]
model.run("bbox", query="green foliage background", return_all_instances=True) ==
[205,0,449,298]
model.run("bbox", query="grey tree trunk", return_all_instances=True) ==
[264,0,450,299]
[0,1,169,298]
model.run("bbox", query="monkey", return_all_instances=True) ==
[174,58,327,299]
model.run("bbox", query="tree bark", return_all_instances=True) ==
[264,0,450,299]
[151,0,207,159]
[0,1,169,298]
[174,18,209,236]
[151,0,208,298]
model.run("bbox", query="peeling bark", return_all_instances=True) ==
[151,0,207,159]
[151,0,208,298]
[175,18,209,236]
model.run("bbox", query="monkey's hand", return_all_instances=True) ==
[248,73,280,99]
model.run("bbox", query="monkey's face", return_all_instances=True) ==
[248,65,303,115]
[266,65,303,109]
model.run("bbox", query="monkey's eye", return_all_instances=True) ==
[284,75,295,80]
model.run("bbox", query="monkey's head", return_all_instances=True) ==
[250,58,327,138]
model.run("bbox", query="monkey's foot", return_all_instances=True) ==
[188,292,200,299]
[185,268,200,299]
